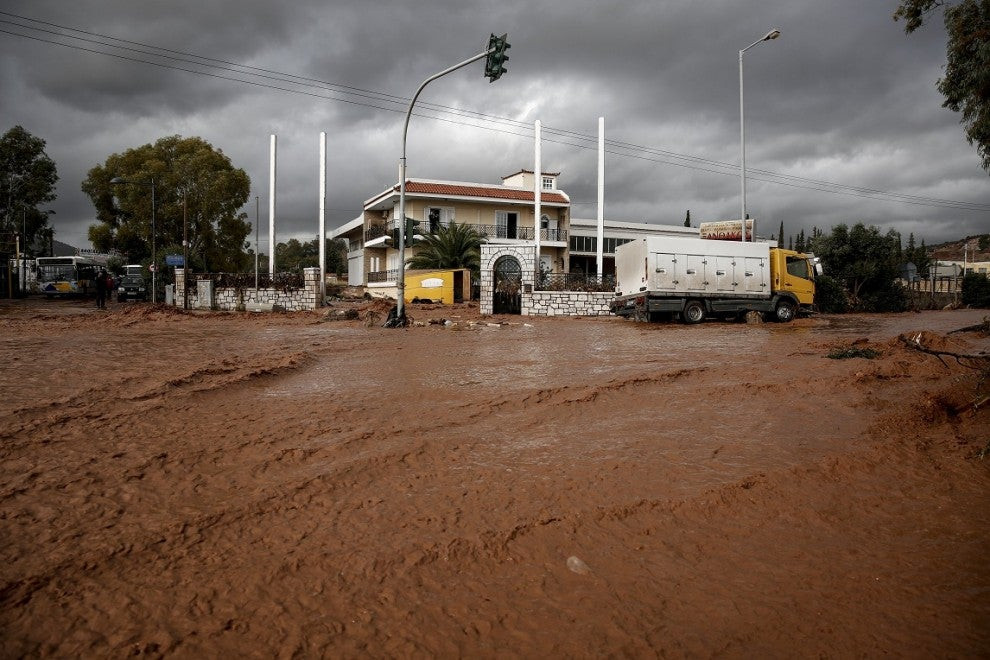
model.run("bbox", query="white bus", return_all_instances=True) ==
[35,254,108,296]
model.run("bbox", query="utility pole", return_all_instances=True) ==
[183,195,188,310]
[254,196,261,292]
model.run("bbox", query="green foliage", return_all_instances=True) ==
[962,272,990,307]
[276,238,318,271]
[82,135,251,272]
[106,255,126,276]
[274,238,347,274]
[684,210,691,227]
[813,274,850,313]
[979,234,990,251]
[1,126,59,254]
[405,221,483,272]
[810,223,905,312]
[893,0,945,32]
[895,0,990,173]
[861,281,909,313]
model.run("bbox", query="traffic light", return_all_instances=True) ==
[485,33,510,82]
[404,216,419,248]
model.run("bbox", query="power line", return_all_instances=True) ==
[2,11,989,214]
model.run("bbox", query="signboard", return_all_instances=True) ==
[165,254,185,266]
[699,219,754,241]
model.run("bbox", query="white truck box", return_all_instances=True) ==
[615,236,771,300]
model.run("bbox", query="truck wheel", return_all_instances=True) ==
[682,300,706,324]
[774,299,796,323]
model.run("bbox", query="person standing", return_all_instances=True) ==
[95,268,109,309]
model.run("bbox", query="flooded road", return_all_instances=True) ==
[1,300,988,657]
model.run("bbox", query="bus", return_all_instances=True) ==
[35,254,109,296]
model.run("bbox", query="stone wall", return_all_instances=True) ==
[174,268,321,311]
[523,291,614,317]
[479,243,615,317]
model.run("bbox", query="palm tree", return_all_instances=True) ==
[405,221,484,273]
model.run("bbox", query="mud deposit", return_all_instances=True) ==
[1,299,989,657]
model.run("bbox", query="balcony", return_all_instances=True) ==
[540,227,568,243]
[367,269,399,284]
[365,222,395,243]
[475,224,535,240]
[362,221,567,245]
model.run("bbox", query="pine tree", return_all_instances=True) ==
[684,210,691,227]
[915,239,931,278]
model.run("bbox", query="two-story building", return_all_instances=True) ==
[332,169,570,297]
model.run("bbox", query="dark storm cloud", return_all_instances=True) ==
[0,0,986,251]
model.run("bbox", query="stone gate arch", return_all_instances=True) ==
[479,244,536,315]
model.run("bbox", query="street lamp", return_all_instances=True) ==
[110,176,157,303]
[393,34,509,325]
[739,28,780,244]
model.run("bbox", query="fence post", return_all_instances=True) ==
[304,267,320,310]
[176,268,185,308]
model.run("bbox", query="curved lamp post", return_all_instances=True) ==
[110,176,157,302]
[739,28,780,243]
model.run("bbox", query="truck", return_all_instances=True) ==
[610,236,819,324]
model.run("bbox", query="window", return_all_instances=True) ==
[495,211,519,239]
[603,237,633,254]
[785,255,810,279]
[569,235,597,253]
[542,176,554,190]
[425,206,454,233]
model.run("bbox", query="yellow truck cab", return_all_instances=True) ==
[769,248,817,308]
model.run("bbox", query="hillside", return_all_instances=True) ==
[929,235,990,261]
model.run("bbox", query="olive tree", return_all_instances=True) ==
[82,135,252,272]
[895,0,990,173]
[810,223,907,312]
[1,126,58,252]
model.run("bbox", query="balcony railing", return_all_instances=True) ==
[362,221,567,244]
[475,224,535,240]
[367,269,399,283]
[540,227,568,242]
[536,273,615,292]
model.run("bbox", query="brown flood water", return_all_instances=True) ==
[1,298,988,657]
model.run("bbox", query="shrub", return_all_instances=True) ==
[814,275,849,313]
[962,273,990,307]
[861,281,908,313]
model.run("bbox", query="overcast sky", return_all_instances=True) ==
[1,0,987,253]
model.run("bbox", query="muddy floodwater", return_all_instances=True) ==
[1,298,988,657]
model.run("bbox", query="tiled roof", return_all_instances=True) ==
[400,181,569,204]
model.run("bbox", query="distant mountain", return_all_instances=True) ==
[51,239,78,257]
[929,235,990,261]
